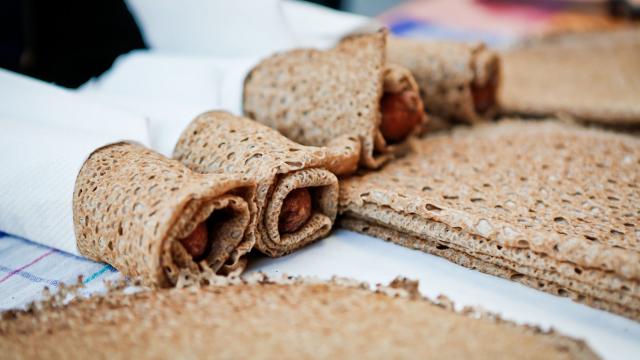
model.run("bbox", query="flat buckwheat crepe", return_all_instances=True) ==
[0,276,598,359]
[174,111,339,258]
[499,29,640,126]
[243,30,427,175]
[73,142,255,287]
[339,120,640,320]
[387,36,501,124]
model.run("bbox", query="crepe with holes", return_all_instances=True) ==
[243,30,427,175]
[339,120,640,320]
[387,36,500,124]
[0,276,598,359]
[499,29,640,126]
[73,142,255,287]
[174,111,339,258]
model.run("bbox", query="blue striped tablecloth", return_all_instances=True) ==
[0,231,121,310]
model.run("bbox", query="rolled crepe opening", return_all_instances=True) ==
[278,188,311,233]
[471,48,500,116]
[174,111,339,258]
[166,194,252,281]
[262,167,337,256]
[379,63,425,145]
[243,30,427,176]
[74,142,254,287]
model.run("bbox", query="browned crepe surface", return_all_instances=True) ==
[499,29,640,126]
[0,277,598,360]
[387,36,500,124]
[243,30,427,174]
[174,111,339,258]
[74,142,254,287]
[339,120,640,320]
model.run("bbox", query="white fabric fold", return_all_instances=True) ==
[80,0,371,156]
[0,70,150,254]
[125,0,295,57]
[282,0,372,49]
[124,0,370,55]
[79,52,258,157]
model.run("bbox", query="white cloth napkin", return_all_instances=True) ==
[125,0,370,55]
[0,70,150,255]
[126,0,294,57]
[281,0,374,49]
[80,52,258,157]
[79,0,370,157]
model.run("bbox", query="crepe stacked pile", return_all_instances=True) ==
[339,120,640,320]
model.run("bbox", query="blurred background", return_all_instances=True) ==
[1,0,638,88]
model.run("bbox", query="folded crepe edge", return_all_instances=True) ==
[242,29,427,175]
[340,216,640,321]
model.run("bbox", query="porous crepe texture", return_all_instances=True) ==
[0,277,599,360]
[174,111,339,258]
[243,30,426,175]
[339,120,640,320]
[387,36,500,124]
[73,142,254,287]
[499,29,640,126]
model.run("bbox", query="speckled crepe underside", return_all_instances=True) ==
[339,120,640,320]
[0,278,597,359]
